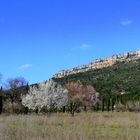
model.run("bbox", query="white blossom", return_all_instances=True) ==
[22,80,68,111]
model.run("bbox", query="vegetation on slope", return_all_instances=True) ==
[54,60,140,111]
[1,60,140,114]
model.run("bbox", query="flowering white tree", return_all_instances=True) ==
[22,80,68,112]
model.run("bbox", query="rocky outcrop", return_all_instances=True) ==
[53,50,140,78]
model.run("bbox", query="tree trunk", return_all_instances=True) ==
[24,107,29,114]
[96,102,99,112]
[70,102,77,116]
[107,99,110,112]
[0,96,3,114]
[63,106,66,113]
[110,98,114,112]
[101,98,104,112]
[0,87,3,114]
[84,106,87,111]
[35,107,38,114]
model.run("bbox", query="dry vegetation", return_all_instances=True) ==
[0,112,140,140]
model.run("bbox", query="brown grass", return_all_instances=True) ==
[0,112,140,140]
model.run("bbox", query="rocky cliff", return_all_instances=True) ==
[53,50,140,78]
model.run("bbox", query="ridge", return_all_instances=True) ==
[53,50,140,78]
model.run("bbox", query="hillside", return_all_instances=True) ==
[54,59,140,92]
[1,50,140,114]
[54,55,140,111]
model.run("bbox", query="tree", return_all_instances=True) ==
[101,95,105,112]
[7,77,27,90]
[6,77,27,103]
[3,77,28,113]
[65,82,97,116]
[0,87,3,114]
[22,80,68,113]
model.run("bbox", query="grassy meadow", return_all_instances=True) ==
[0,112,140,140]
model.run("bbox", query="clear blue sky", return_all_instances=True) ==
[0,0,140,84]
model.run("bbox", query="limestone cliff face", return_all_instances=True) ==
[53,50,140,78]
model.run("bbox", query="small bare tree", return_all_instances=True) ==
[4,77,28,113]
[7,77,27,90]
[65,82,96,116]
[6,77,27,103]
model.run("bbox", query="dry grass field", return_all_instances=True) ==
[0,112,140,140]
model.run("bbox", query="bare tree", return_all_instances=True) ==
[2,77,28,113]
[7,77,27,90]
[6,77,27,104]
[65,82,96,116]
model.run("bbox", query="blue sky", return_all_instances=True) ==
[0,0,140,85]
